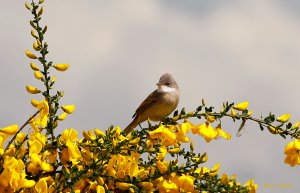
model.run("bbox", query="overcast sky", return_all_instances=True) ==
[1,1,300,192]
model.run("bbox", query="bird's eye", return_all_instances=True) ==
[165,82,171,86]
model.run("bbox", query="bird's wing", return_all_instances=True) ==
[133,90,160,118]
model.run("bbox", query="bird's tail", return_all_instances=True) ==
[123,118,139,135]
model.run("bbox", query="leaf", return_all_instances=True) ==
[173,110,178,117]
[286,122,292,129]
[196,105,202,112]
[259,123,264,131]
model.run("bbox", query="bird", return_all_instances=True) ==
[123,73,180,134]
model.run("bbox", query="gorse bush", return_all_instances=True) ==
[0,1,299,192]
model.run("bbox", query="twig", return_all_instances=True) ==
[5,109,41,151]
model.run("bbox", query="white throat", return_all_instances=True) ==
[157,85,176,93]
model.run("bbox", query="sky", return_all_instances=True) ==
[1,0,300,192]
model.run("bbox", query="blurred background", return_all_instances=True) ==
[1,0,300,192]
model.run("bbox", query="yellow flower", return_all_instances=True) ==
[25,50,37,59]
[82,130,96,141]
[276,114,290,123]
[149,125,177,146]
[60,129,82,163]
[106,152,140,179]
[244,178,258,193]
[26,85,41,94]
[284,139,300,167]
[35,178,48,193]
[36,100,49,128]
[157,145,167,160]
[177,174,194,191]
[209,163,220,176]
[0,124,18,135]
[157,177,178,192]
[156,160,168,174]
[140,182,153,190]
[16,133,26,143]
[0,156,34,191]
[62,105,76,114]
[220,173,229,184]
[30,62,39,71]
[94,128,105,137]
[192,123,218,143]
[34,70,43,80]
[233,101,249,111]
[216,126,231,140]
[176,122,192,142]
[53,63,69,71]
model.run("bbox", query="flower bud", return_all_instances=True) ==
[233,101,249,111]
[58,112,67,121]
[53,64,69,71]
[168,147,180,153]
[202,98,206,106]
[231,109,237,117]
[94,128,105,137]
[42,25,48,34]
[292,121,300,130]
[116,182,130,191]
[61,105,75,114]
[129,137,141,145]
[38,6,44,17]
[30,63,39,71]
[37,39,42,46]
[206,115,215,123]
[31,99,40,107]
[33,42,41,51]
[34,71,43,80]
[51,76,57,83]
[25,2,31,10]
[25,50,37,59]
[276,114,290,123]
[247,110,253,116]
[267,126,282,134]
[97,177,104,185]
[190,141,194,151]
[26,85,41,94]
[39,0,45,4]
[31,30,38,38]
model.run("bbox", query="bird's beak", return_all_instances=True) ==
[156,82,161,86]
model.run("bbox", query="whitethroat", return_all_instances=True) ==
[123,73,180,134]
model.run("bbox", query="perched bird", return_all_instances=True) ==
[123,73,180,134]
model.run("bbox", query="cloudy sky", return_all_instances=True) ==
[1,0,300,192]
